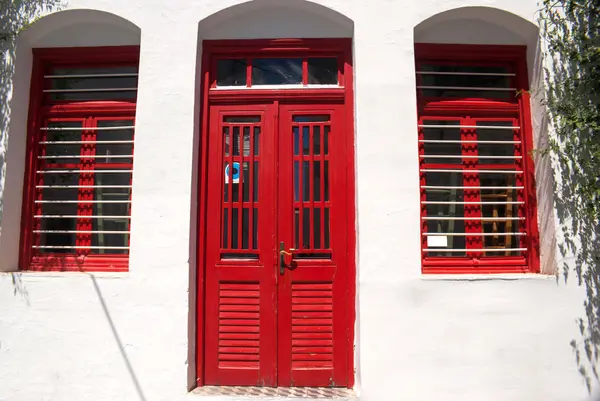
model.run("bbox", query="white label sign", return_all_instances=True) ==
[427,235,448,247]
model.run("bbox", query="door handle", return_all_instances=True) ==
[279,241,296,274]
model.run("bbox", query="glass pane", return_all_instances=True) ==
[302,161,310,201]
[253,127,260,156]
[314,208,321,249]
[308,58,338,85]
[42,121,83,164]
[243,127,250,156]
[232,127,240,156]
[302,207,310,249]
[224,116,260,123]
[222,209,229,248]
[242,162,250,202]
[324,208,330,248]
[293,126,300,156]
[38,173,79,254]
[294,208,300,249]
[253,161,258,202]
[217,59,247,86]
[242,208,249,250]
[424,172,465,256]
[422,121,461,164]
[302,126,310,155]
[324,161,329,201]
[476,121,517,165]
[294,161,300,202]
[253,208,258,249]
[96,120,134,164]
[419,65,513,99]
[480,173,521,256]
[231,208,239,249]
[91,171,131,255]
[252,58,302,85]
[313,126,321,155]
[324,126,330,155]
[293,115,330,123]
[48,66,138,101]
[314,161,321,201]
[223,127,230,156]
[223,162,229,202]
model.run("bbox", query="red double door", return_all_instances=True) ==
[203,102,352,387]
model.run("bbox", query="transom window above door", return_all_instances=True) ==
[214,57,340,87]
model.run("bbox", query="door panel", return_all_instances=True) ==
[204,105,277,386]
[204,103,350,387]
[277,104,349,387]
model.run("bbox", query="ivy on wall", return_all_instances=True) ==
[539,0,600,392]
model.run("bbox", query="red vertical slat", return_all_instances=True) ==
[320,123,326,250]
[302,59,308,86]
[227,126,234,249]
[308,125,315,250]
[463,117,483,257]
[246,58,252,87]
[248,123,255,250]
[76,117,95,256]
[298,125,304,251]
[237,125,244,249]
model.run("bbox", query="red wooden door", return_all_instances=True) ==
[277,104,349,387]
[204,104,278,386]
[204,102,350,387]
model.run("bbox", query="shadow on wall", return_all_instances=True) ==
[0,0,64,292]
[538,1,600,395]
[0,0,63,228]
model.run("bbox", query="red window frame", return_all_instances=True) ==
[20,46,140,272]
[415,43,540,274]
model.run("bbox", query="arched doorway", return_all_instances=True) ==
[195,1,355,389]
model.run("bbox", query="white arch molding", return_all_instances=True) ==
[189,0,356,390]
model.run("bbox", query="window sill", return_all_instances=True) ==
[420,273,555,281]
[4,271,129,279]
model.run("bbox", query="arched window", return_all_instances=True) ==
[15,11,141,272]
[415,43,539,273]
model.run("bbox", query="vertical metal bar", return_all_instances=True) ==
[127,121,135,250]
[418,120,428,256]
[514,120,526,253]
[34,120,48,251]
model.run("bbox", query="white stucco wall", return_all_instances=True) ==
[0,1,595,400]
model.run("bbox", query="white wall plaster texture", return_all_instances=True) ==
[0,1,592,400]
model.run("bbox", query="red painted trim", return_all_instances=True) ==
[342,39,356,388]
[415,43,540,274]
[196,38,355,388]
[19,46,139,272]
[209,88,346,103]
